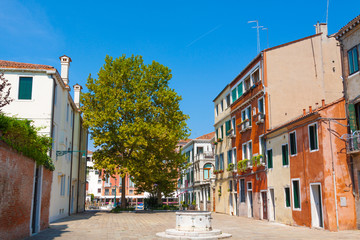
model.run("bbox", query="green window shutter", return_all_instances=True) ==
[215,155,219,170]
[237,82,243,97]
[232,89,237,103]
[349,104,358,132]
[290,133,297,155]
[282,145,288,166]
[354,48,359,72]
[293,181,300,209]
[225,120,231,135]
[227,150,232,165]
[348,50,355,74]
[18,77,33,100]
[285,188,291,207]
[221,125,224,139]
[267,149,273,169]
[309,125,318,150]
[215,128,218,139]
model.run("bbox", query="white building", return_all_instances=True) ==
[85,151,102,201]
[178,132,215,211]
[0,56,88,223]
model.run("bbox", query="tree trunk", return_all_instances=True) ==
[121,176,126,208]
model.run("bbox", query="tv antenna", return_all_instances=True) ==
[248,20,263,53]
[326,0,330,25]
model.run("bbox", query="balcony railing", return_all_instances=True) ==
[345,131,360,154]
[195,152,214,160]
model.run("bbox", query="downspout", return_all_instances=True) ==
[68,110,75,215]
[76,120,82,213]
[328,121,339,230]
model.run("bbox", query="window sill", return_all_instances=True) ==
[348,70,360,79]
[292,208,301,211]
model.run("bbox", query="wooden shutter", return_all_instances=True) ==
[232,89,237,103]
[18,77,33,100]
[267,149,273,169]
[237,82,243,97]
[293,181,300,209]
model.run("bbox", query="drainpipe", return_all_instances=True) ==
[328,120,339,231]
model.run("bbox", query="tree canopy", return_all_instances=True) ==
[81,55,190,206]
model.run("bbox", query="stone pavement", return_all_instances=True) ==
[27,210,360,240]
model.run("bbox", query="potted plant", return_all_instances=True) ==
[227,163,234,171]
[217,138,223,142]
[218,189,221,197]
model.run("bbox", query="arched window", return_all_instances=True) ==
[203,163,212,180]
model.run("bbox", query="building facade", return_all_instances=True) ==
[265,98,356,231]
[213,85,238,215]
[335,14,360,229]
[178,133,215,211]
[0,56,88,223]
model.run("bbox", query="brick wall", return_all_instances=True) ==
[0,141,52,240]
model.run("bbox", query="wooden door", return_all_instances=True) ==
[262,192,267,220]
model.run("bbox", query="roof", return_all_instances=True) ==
[266,98,345,136]
[335,15,360,39]
[0,60,55,70]
[195,132,215,140]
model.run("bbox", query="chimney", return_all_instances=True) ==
[73,83,82,109]
[309,106,312,113]
[303,109,306,115]
[59,55,72,86]
[315,22,328,36]
[321,99,325,107]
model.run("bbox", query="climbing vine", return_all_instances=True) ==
[0,114,54,170]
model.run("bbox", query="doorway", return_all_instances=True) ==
[31,166,42,234]
[310,183,323,228]
[268,188,275,221]
[261,191,267,220]
[247,181,253,218]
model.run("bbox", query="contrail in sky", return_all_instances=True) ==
[186,25,222,47]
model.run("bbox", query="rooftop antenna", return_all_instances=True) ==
[262,27,269,49]
[248,20,262,53]
[326,0,329,25]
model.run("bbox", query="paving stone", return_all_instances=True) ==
[27,211,360,240]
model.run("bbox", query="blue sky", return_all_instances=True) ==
[0,0,358,150]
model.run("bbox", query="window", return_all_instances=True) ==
[240,179,245,202]
[267,149,273,169]
[129,190,134,195]
[220,100,224,112]
[289,131,297,155]
[241,106,252,130]
[229,180,233,191]
[246,106,252,126]
[105,189,109,195]
[95,170,99,175]
[348,46,359,75]
[244,76,251,91]
[129,178,134,187]
[225,120,231,136]
[259,135,265,155]
[227,150,232,165]
[215,104,218,116]
[204,163,211,179]
[282,144,289,166]
[18,77,33,100]
[60,175,66,196]
[231,117,236,136]
[98,179,101,184]
[242,141,252,165]
[191,169,194,183]
[242,143,247,160]
[185,151,190,162]
[237,82,243,98]
[258,97,264,114]
[220,125,224,139]
[251,68,260,84]
[98,188,101,193]
[232,148,237,165]
[309,123,318,151]
[112,188,116,195]
[292,179,301,209]
[66,103,69,122]
[233,179,237,192]
[226,94,231,107]
[284,187,291,208]
[215,128,218,140]
[215,155,219,170]
[220,153,224,170]
[232,88,237,103]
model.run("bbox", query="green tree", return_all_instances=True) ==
[81,55,190,207]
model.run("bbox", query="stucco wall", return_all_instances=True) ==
[265,34,342,129]
[266,132,293,225]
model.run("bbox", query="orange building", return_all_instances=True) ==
[265,98,356,231]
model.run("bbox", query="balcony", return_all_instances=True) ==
[238,119,251,133]
[345,131,360,154]
[195,152,214,160]
[255,113,265,125]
